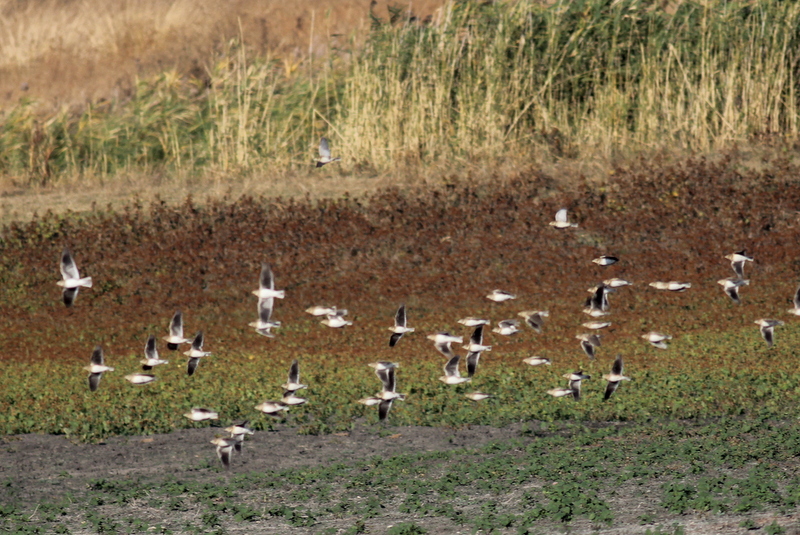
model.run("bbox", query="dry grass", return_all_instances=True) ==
[0,0,446,111]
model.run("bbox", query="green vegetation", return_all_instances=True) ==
[2,418,799,533]
[1,0,799,185]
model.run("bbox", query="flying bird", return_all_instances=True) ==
[486,289,517,302]
[84,346,113,392]
[439,354,470,385]
[603,355,631,400]
[523,356,551,366]
[281,359,307,393]
[725,250,754,279]
[254,401,289,416]
[320,310,352,328]
[576,333,601,359]
[141,335,168,371]
[57,247,93,307]
[755,319,784,347]
[164,311,191,350]
[183,407,218,421]
[252,263,285,299]
[249,295,281,337]
[427,332,463,358]
[210,437,237,469]
[492,319,520,336]
[457,317,490,327]
[388,304,414,347]
[184,331,211,376]
[563,371,591,400]
[788,285,800,316]
[550,208,577,229]
[464,392,491,401]
[359,363,405,421]
[717,278,749,304]
[462,324,491,353]
[592,255,619,266]
[224,421,254,454]
[518,310,549,333]
[642,332,671,349]
[124,373,156,385]
[316,137,341,167]
[649,281,692,291]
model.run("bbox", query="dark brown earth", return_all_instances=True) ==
[2,423,799,534]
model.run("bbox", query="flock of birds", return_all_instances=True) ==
[63,202,800,469]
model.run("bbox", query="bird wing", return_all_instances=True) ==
[170,311,184,338]
[187,357,199,376]
[145,335,158,360]
[62,287,78,307]
[378,399,393,421]
[466,351,480,378]
[260,263,274,290]
[389,332,403,347]
[611,355,623,375]
[60,248,80,280]
[319,137,331,159]
[192,331,204,351]
[470,325,484,345]
[91,346,104,365]
[395,304,406,328]
[555,208,567,222]
[288,359,300,384]
[444,354,461,377]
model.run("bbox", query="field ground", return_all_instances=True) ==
[2,419,800,534]
[3,151,800,533]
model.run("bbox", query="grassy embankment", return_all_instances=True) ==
[0,0,798,190]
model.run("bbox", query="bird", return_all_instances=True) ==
[281,392,307,406]
[252,263,285,299]
[439,354,470,385]
[486,289,517,302]
[388,304,414,347]
[755,319,784,347]
[254,401,289,416]
[57,247,93,307]
[249,295,281,337]
[583,284,611,316]
[141,335,168,371]
[492,319,520,336]
[642,332,671,349]
[576,333,601,359]
[163,311,192,350]
[523,356,551,366]
[368,361,400,371]
[183,408,218,421]
[603,278,632,288]
[462,325,491,353]
[320,310,352,328]
[316,137,341,167]
[224,421,254,454]
[305,305,339,316]
[210,437,237,469]
[457,317,490,327]
[517,310,549,333]
[281,359,307,393]
[184,331,211,376]
[788,285,800,316]
[563,371,591,400]
[360,363,405,421]
[717,278,749,304]
[84,346,114,392]
[582,321,611,330]
[592,255,619,266]
[602,355,631,401]
[725,250,754,279]
[649,281,692,291]
[465,351,483,378]
[547,387,575,398]
[550,208,577,228]
[464,392,492,401]
[427,333,463,358]
[124,373,156,385]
